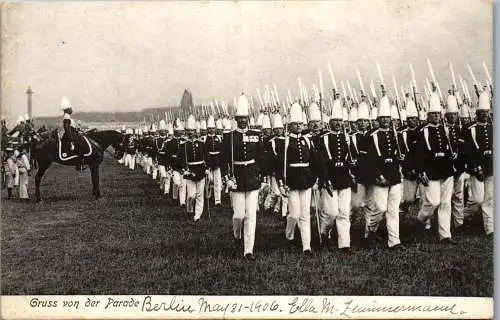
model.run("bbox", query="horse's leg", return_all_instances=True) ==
[90,164,101,199]
[35,161,51,202]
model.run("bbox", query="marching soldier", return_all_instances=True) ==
[414,89,456,244]
[318,99,352,253]
[263,113,285,216]
[221,94,265,260]
[364,90,404,249]
[350,97,371,212]
[445,92,467,231]
[304,102,324,224]
[204,115,223,207]
[258,114,273,212]
[276,102,318,256]
[179,115,207,221]
[167,119,187,207]
[462,91,493,237]
[400,98,420,210]
[155,120,170,195]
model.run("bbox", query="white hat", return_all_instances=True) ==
[378,96,391,117]
[138,129,143,135]
[126,128,132,135]
[272,113,284,129]
[342,107,349,122]
[419,108,427,121]
[331,99,343,119]
[150,124,157,133]
[167,122,174,135]
[121,125,126,132]
[322,113,330,123]
[195,121,201,132]
[63,114,71,120]
[349,107,358,122]
[428,92,442,113]
[216,118,223,130]
[70,119,76,128]
[159,120,167,131]
[223,118,232,131]
[446,94,458,113]
[207,116,216,128]
[174,118,184,131]
[406,99,418,118]
[302,111,308,124]
[371,107,378,120]
[308,102,321,122]
[256,113,264,127]
[391,105,399,120]
[231,119,237,130]
[459,103,470,118]
[200,119,207,131]
[24,114,29,120]
[235,94,250,117]
[399,108,407,122]
[478,91,491,111]
[262,114,271,129]
[289,102,302,123]
[143,125,149,132]
[249,116,256,127]
[186,115,196,130]
[61,96,72,110]
[358,102,369,120]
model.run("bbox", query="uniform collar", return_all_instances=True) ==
[288,133,301,139]
[236,127,249,134]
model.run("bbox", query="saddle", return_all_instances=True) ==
[58,133,92,161]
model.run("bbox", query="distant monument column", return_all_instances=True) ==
[26,86,33,119]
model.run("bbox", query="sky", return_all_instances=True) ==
[1,0,493,124]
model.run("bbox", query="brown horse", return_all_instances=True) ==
[33,130,124,202]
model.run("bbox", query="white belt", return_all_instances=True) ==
[209,151,220,155]
[171,155,177,158]
[234,159,255,166]
[187,161,204,165]
[289,163,309,167]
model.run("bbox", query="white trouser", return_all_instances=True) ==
[451,173,465,228]
[417,177,453,240]
[469,175,494,235]
[164,171,171,195]
[365,183,401,247]
[18,171,29,199]
[186,178,205,220]
[158,165,167,192]
[286,188,312,252]
[231,190,259,255]
[152,165,158,180]
[403,179,418,203]
[320,187,351,248]
[264,176,282,213]
[125,154,135,170]
[122,152,129,165]
[211,168,222,204]
[172,171,186,205]
[351,183,366,210]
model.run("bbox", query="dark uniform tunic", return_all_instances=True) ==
[462,122,493,178]
[318,131,352,190]
[166,137,184,172]
[221,128,264,192]
[179,138,206,182]
[350,130,370,185]
[365,128,402,186]
[398,126,419,181]
[154,136,168,167]
[204,134,222,170]
[415,124,455,180]
[275,133,318,190]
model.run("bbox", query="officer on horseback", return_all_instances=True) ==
[60,96,87,171]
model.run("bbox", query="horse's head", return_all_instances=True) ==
[87,130,125,153]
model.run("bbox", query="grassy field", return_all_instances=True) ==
[1,154,493,296]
